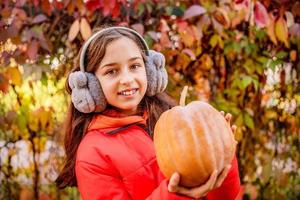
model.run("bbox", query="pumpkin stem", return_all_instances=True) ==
[179,86,189,106]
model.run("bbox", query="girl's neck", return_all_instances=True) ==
[105,105,144,117]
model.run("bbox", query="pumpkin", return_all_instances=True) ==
[153,87,237,187]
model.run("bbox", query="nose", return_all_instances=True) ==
[119,68,134,85]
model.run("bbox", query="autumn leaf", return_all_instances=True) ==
[102,0,116,16]
[131,23,144,36]
[213,7,230,29]
[254,1,269,28]
[275,16,289,47]
[0,73,9,93]
[209,34,224,49]
[32,14,47,24]
[68,19,80,42]
[26,40,39,60]
[285,11,294,28]
[6,67,22,86]
[41,0,53,16]
[182,48,196,60]
[183,5,206,20]
[80,18,92,41]
[199,54,213,70]
[86,0,102,12]
[266,13,277,45]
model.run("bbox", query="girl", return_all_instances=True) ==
[56,26,240,200]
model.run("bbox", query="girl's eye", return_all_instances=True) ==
[130,64,141,70]
[104,69,117,76]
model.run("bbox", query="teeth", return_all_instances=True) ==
[120,89,137,96]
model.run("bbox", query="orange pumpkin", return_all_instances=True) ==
[153,101,237,187]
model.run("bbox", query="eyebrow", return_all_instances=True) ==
[100,57,143,69]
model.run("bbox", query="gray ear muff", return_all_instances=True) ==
[85,73,107,112]
[68,71,107,113]
[145,50,168,96]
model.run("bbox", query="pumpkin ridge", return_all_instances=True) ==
[170,107,191,179]
[165,108,181,178]
[196,104,217,174]
[206,105,225,172]
[189,107,210,184]
[181,108,204,185]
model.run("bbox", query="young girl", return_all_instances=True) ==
[56,26,240,200]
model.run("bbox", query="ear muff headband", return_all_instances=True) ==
[79,26,150,72]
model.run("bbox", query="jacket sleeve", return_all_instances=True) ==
[76,160,192,200]
[145,179,191,200]
[206,156,241,200]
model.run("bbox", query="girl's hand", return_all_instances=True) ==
[168,164,232,199]
[220,111,237,135]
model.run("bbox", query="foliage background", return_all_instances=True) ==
[0,0,299,199]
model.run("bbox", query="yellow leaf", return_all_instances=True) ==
[266,14,277,45]
[199,54,213,70]
[275,16,289,48]
[179,26,195,47]
[68,19,80,42]
[6,67,22,86]
[80,18,92,41]
[209,34,224,49]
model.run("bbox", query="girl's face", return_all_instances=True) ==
[95,37,147,116]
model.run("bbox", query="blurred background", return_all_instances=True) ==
[0,0,299,199]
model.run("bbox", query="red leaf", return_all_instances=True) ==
[183,5,206,20]
[102,0,116,16]
[16,0,26,7]
[53,0,64,10]
[86,0,102,12]
[33,0,39,7]
[0,73,9,94]
[41,0,53,16]
[177,21,188,33]
[254,1,270,28]
[27,40,39,60]
[111,2,120,18]
[12,8,27,21]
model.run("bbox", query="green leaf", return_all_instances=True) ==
[269,59,282,71]
[17,115,27,131]
[276,51,288,59]
[235,114,244,127]
[138,4,145,16]
[244,113,254,130]
[241,76,253,89]
[41,72,48,86]
[172,7,184,17]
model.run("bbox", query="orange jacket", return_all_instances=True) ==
[75,109,240,200]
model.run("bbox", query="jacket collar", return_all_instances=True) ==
[88,108,148,133]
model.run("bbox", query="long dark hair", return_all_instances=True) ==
[55,27,177,188]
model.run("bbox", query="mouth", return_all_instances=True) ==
[118,88,138,96]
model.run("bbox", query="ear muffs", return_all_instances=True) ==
[68,27,168,113]
[145,50,168,96]
[68,71,106,113]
